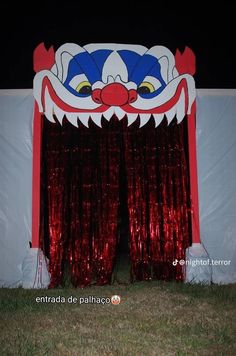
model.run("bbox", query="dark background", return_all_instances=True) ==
[0,2,235,89]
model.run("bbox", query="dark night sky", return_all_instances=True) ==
[0,3,235,89]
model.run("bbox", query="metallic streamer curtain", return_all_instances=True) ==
[41,117,121,288]
[41,116,191,287]
[124,118,191,281]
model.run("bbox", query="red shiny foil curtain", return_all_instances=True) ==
[41,118,122,287]
[40,116,191,287]
[124,118,191,281]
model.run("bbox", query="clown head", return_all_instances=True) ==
[34,43,195,128]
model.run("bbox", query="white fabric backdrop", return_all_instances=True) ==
[197,89,236,283]
[0,90,33,287]
[0,89,235,286]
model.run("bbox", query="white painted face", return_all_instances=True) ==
[33,43,196,128]
[111,295,121,305]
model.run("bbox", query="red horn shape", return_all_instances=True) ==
[33,42,55,73]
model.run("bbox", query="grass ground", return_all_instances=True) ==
[0,280,235,356]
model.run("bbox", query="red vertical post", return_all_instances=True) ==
[187,101,201,243]
[31,102,42,248]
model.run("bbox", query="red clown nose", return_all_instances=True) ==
[92,83,137,106]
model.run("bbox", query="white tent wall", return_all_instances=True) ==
[196,89,236,284]
[0,89,235,287]
[0,90,33,287]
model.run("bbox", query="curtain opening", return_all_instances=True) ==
[40,115,191,287]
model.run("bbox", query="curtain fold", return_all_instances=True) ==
[41,117,121,287]
[41,116,191,287]
[124,117,191,281]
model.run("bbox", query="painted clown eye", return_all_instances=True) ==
[75,81,92,95]
[137,82,155,94]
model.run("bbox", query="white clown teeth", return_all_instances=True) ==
[43,86,189,129]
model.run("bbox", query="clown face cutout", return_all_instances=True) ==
[33,43,195,128]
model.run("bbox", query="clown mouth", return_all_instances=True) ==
[40,76,192,128]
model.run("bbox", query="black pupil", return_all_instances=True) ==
[137,86,151,94]
[79,85,92,94]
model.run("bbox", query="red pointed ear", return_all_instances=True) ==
[33,42,55,73]
[175,47,196,75]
